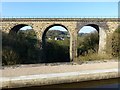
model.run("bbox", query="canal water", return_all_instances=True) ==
[3,78,119,90]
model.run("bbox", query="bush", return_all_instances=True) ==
[43,39,70,63]
[77,52,112,61]
[3,27,119,65]
[2,30,42,65]
[2,47,20,65]
[77,31,99,56]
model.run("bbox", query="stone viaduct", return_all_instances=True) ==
[1,18,119,62]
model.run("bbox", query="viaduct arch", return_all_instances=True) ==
[42,24,70,47]
[2,18,119,62]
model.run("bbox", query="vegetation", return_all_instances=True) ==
[2,30,41,65]
[2,30,70,65]
[43,30,70,63]
[2,28,120,65]
[77,31,99,56]
[43,39,70,63]
[77,28,120,61]
[46,30,69,40]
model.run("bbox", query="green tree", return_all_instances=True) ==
[77,31,99,56]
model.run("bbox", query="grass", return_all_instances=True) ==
[2,48,20,65]
[77,53,114,62]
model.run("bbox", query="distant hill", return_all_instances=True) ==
[46,30,69,38]
[78,33,89,37]
[18,29,95,38]
[78,31,98,37]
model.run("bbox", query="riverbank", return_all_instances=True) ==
[0,60,119,89]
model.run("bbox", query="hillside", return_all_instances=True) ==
[46,30,69,38]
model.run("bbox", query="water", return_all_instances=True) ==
[3,78,119,90]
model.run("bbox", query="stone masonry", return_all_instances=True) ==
[1,18,119,61]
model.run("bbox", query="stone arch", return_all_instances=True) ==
[78,24,100,33]
[42,24,71,47]
[78,23,107,55]
[77,24,99,56]
[41,23,71,62]
[86,24,99,32]
[8,23,39,49]
[9,24,33,34]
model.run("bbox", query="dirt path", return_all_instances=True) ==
[1,60,118,77]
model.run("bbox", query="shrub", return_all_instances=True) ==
[43,39,70,63]
[2,30,42,65]
[77,31,99,56]
[77,52,112,61]
[2,47,20,65]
